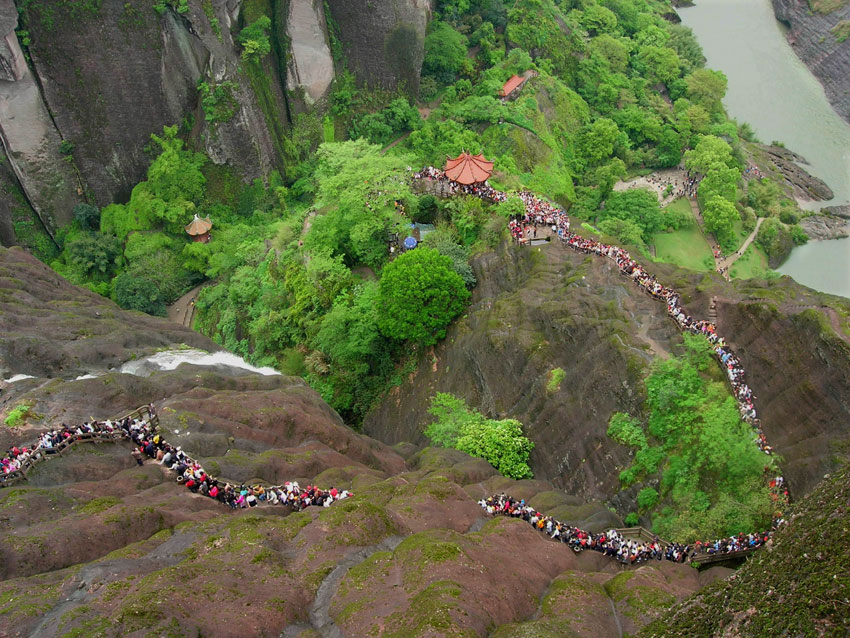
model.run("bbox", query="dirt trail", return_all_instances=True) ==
[716,217,765,277]
[167,284,205,328]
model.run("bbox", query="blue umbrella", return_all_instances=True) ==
[403,236,418,250]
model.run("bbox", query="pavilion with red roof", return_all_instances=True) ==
[185,214,213,243]
[444,152,494,185]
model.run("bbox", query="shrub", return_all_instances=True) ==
[624,512,640,526]
[422,21,468,83]
[637,487,659,510]
[546,367,566,393]
[198,81,239,123]
[73,203,101,230]
[239,16,271,62]
[4,402,34,428]
[112,272,166,316]
[424,392,534,479]
[377,247,470,345]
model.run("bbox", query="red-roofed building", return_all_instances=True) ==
[498,71,538,101]
[185,214,213,243]
[444,152,494,185]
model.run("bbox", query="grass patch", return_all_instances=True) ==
[729,244,771,280]
[546,367,566,393]
[76,496,122,515]
[4,401,37,428]
[831,19,850,42]
[652,219,713,273]
[809,0,848,13]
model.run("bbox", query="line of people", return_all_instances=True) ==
[417,167,790,553]
[479,493,774,564]
[2,407,353,513]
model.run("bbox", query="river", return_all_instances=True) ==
[680,0,850,299]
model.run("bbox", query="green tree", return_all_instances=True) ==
[423,21,468,83]
[63,232,122,279]
[576,117,623,167]
[424,392,534,479]
[635,45,681,85]
[311,281,395,418]
[306,140,414,269]
[699,162,740,204]
[73,203,100,230]
[377,247,470,345]
[112,272,166,316]
[238,15,271,62]
[581,4,618,34]
[424,391,479,447]
[684,135,737,174]
[598,217,645,246]
[703,196,739,246]
[456,416,534,479]
[602,188,666,239]
[421,229,477,288]
[685,68,728,113]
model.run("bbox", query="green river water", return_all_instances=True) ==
[680,0,850,298]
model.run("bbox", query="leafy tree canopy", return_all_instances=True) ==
[424,392,534,479]
[423,21,469,83]
[684,134,737,173]
[306,140,414,269]
[377,247,470,345]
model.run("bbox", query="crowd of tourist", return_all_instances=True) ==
[2,406,352,513]
[415,166,790,562]
[480,493,775,564]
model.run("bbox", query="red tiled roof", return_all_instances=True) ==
[185,215,213,236]
[444,152,494,185]
[499,75,526,97]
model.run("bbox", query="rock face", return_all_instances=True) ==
[0,240,712,638]
[642,460,850,636]
[0,247,215,379]
[364,242,850,503]
[285,0,335,105]
[759,144,834,202]
[15,0,207,207]
[327,0,430,95]
[772,0,850,125]
[799,213,848,240]
[365,242,684,504]
[0,0,81,229]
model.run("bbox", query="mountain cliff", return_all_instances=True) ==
[0,0,430,251]
[0,245,720,637]
[364,241,850,503]
[772,0,850,125]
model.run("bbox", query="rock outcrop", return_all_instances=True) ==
[772,0,850,125]
[365,242,684,504]
[799,213,848,240]
[285,0,335,106]
[326,0,430,95]
[0,0,81,230]
[0,247,215,379]
[759,144,834,202]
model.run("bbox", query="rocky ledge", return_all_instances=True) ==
[799,214,849,241]
[758,144,834,202]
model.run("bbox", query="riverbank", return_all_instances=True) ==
[680,0,850,298]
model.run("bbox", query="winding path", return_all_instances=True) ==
[717,217,765,275]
